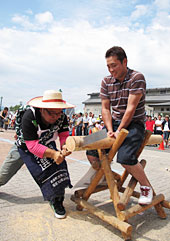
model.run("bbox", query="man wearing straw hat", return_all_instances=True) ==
[17,89,74,219]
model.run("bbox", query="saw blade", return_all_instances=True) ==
[82,129,107,147]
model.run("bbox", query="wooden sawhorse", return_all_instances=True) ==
[69,129,170,240]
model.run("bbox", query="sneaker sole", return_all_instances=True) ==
[138,201,152,205]
[54,213,66,219]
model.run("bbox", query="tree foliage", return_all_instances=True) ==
[9,105,21,112]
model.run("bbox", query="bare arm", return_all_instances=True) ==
[43,148,71,165]
[117,93,143,133]
[101,99,113,135]
[0,112,4,119]
[101,93,142,138]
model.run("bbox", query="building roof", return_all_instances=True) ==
[82,98,100,104]
[148,102,170,106]
[83,95,170,105]
[146,87,170,92]
[146,95,170,103]
[83,87,170,105]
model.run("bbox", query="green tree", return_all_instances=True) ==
[9,105,21,112]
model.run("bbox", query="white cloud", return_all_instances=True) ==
[130,5,149,20]
[11,11,54,30]
[35,11,54,24]
[12,15,34,29]
[1,3,170,109]
[154,0,170,10]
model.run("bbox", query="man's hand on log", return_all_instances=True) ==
[107,130,115,138]
[107,130,120,139]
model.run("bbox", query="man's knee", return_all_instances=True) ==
[87,155,100,170]
[121,163,138,173]
[86,149,100,170]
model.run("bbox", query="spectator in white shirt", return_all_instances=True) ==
[162,115,170,148]
[83,112,89,135]
[155,114,163,135]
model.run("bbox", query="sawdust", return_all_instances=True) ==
[6,202,123,241]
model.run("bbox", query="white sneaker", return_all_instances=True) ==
[138,186,153,205]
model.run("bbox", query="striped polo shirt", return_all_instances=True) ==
[100,68,146,123]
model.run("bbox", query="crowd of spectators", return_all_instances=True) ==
[67,113,170,148]
[145,114,170,148]
[67,112,104,136]
[1,107,170,148]
[0,108,104,134]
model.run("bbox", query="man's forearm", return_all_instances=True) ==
[117,109,135,131]
[102,109,113,132]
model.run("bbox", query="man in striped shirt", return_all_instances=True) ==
[87,46,153,205]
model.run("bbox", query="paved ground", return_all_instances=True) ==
[0,129,170,241]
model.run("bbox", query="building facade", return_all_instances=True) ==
[83,88,170,117]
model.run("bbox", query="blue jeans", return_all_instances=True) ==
[76,125,83,136]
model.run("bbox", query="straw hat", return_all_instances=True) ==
[27,90,75,109]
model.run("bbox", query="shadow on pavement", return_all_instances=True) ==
[0,191,44,204]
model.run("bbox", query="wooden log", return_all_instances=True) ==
[154,200,167,219]
[146,134,163,145]
[74,185,108,198]
[136,130,152,156]
[161,200,170,209]
[119,187,140,199]
[122,194,165,221]
[66,130,162,152]
[117,159,146,211]
[108,129,129,161]
[66,136,85,151]
[101,152,124,219]
[66,136,116,152]
[71,196,132,237]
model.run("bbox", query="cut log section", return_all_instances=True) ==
[146,134,163,145]
[66,134,163,152]
[66,135,116,151]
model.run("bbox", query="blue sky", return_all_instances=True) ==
[0,0,170,111]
